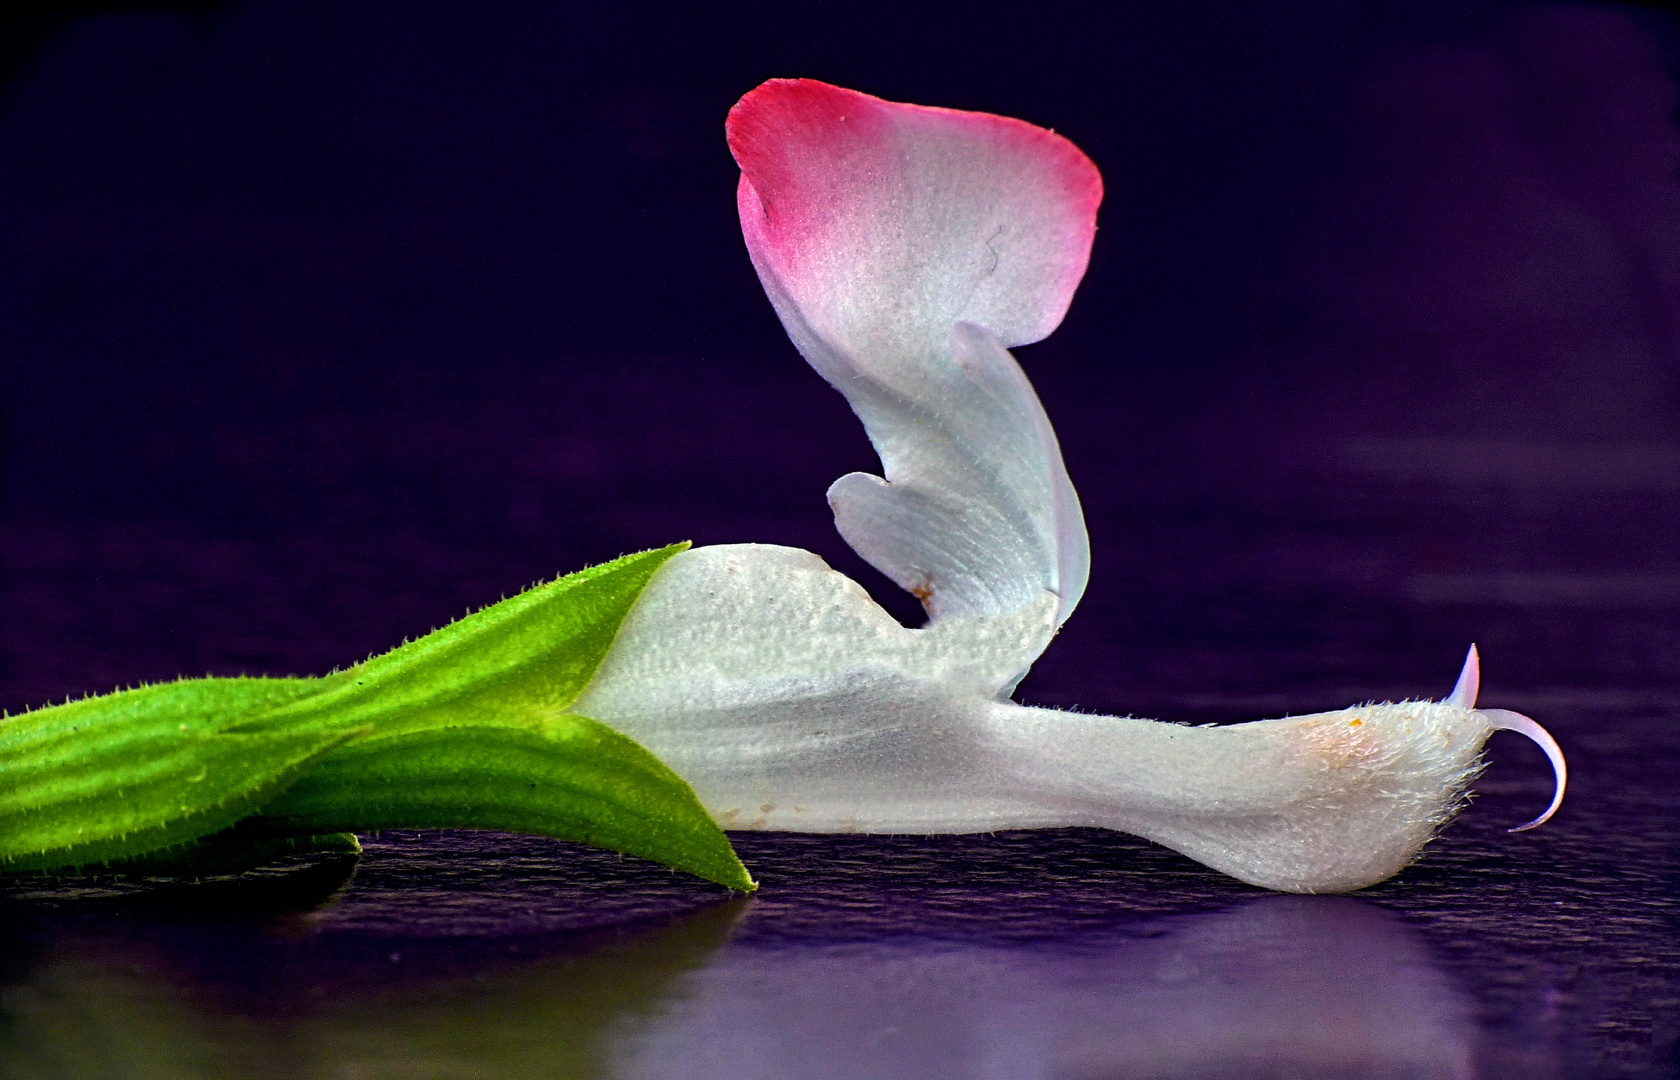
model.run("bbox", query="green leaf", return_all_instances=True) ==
[257,714,755,891]
[0,675,362,872]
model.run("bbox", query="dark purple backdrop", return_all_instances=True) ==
[2,3,1678,1077]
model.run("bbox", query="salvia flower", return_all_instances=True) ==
[574,79,1565,893]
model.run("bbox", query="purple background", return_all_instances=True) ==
[2,2,1678,1076]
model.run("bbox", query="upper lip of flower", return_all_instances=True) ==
[726,78,1102,631]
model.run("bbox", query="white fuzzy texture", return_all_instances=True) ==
[574,545,1492,894]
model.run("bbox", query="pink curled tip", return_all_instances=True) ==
[1479,707,1566,832]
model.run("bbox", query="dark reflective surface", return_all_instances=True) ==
[4,2,1680,1076]
[3,789,1674,1078]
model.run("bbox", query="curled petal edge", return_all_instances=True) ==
[1478,707,1567,832]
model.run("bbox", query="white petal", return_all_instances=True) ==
[572,545,1059,829]
[827,322,1088,621]
[728,79,1099,623]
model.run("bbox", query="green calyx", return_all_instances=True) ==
[0,543,755,892]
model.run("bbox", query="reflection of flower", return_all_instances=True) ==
[574,79,1565,893]
[621,897,1485,1077]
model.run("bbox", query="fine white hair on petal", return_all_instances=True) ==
[985,700,1493,894]
[727,79,1099,624]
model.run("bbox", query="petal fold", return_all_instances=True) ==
[827,322,1088,621]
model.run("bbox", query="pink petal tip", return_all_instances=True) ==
[727,78,1103,356]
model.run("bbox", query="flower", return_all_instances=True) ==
[570,79,1565,894]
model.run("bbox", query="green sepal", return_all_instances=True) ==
[257,715,755,891]
[0,674,363,872]
[226,544,688,742]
